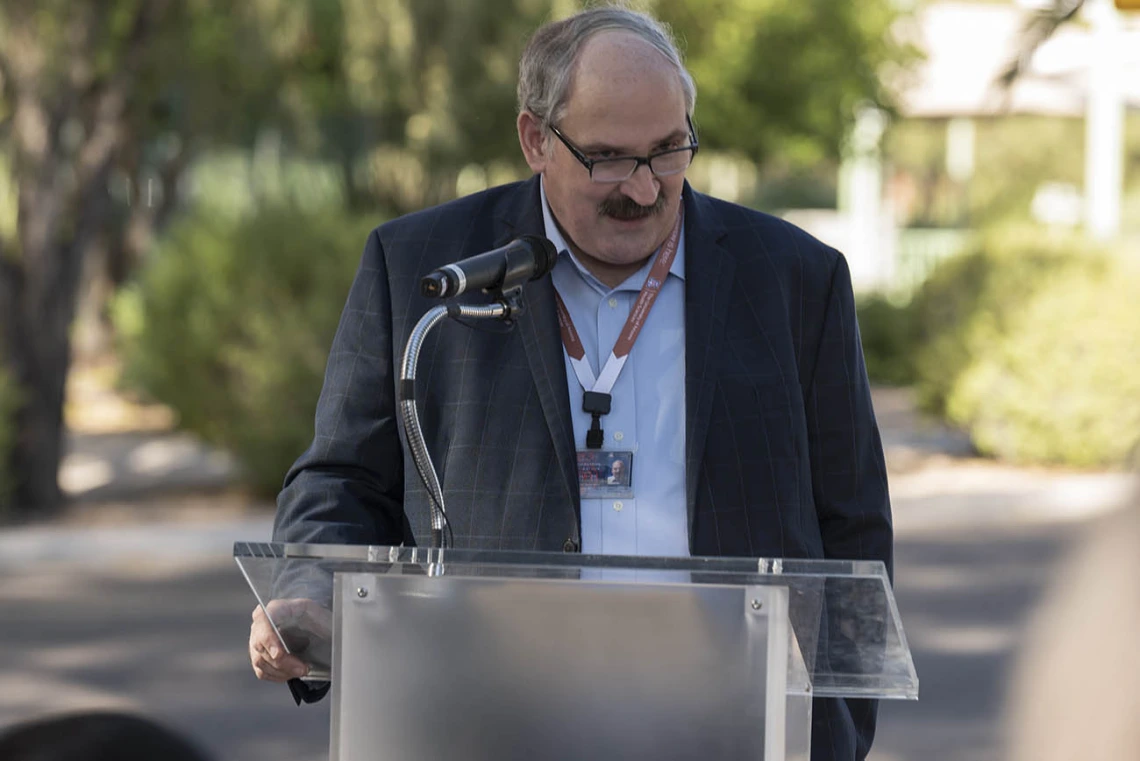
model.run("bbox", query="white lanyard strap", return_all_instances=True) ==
[553,209,683,396]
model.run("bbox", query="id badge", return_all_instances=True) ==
[577,450,634,499]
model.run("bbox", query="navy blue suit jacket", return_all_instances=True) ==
[274,176,893,760]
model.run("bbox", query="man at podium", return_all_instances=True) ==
[251,6,892,760]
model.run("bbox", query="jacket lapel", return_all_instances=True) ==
[682,187,734,535]
[493,177,581,519]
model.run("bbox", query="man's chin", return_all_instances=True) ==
[604,213,655,227]
[600,215,662,245]
[590,245,659,270]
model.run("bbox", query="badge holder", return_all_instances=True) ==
[575,391,635,499]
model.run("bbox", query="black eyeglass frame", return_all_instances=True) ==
[547,114,699,183]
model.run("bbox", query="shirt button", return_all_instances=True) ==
[613,501,624,512]
[613,431,624,442]
[607,297,618,308]
[562,538,579,553]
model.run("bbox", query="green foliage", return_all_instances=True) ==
[856,294,916,386]
[268,0,560,213]
[909,227,1140,467]
[255,0,916,212]
[114,206,381,495]
[655,0,913,167]
[909,226,1081,416]
[2,0,918,237]
[946,255,1140,466]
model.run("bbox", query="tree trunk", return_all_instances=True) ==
[0,202,112,516]
[0,253,74,516]
[0,2,165,516]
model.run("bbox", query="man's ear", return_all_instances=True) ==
[517,111,549,173]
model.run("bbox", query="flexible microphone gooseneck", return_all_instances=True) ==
[403,235,558,549]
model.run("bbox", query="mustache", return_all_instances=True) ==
[598,191,667,220]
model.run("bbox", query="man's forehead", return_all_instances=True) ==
[571,37,682,97]
[559,32,687,142]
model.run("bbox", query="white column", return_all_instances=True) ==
[945,117,976,183]
[840,106,889,290]
[1084,0,1124,240]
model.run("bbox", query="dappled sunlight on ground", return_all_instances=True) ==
[58,454,115,493]
[61,431,240,503]
[65,361,175,435]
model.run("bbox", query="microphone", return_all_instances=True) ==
[421,236,558,298]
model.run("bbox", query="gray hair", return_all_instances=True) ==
[517,5,697,133]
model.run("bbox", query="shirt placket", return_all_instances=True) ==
[597,286,638,555]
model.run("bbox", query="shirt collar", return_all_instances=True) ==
[539,175,686,292]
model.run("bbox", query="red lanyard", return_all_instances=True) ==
[553,210,682,447]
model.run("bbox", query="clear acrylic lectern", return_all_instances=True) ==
[235,543,918,761]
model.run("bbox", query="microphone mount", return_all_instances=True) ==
[398,285,528,550]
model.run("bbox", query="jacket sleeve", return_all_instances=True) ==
[269,228,410,706]
[273,226,410,548]
[803,251,894,761]
[803,251,892,573]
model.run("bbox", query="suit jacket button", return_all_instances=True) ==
[562,539,579,553]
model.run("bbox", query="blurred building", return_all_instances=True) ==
[790,0,1140,295]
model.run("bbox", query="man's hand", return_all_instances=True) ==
[249,598,331,683]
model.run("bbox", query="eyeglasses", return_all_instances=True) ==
[548,115,699,184]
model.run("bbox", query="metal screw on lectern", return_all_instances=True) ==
[357,587,368,599]
[751,599,762,610]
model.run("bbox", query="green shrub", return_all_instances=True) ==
[115,205,382,495]
[909,226,1089,416]
[946,254,1140,466]
[910,226,1140,467]
[855,293,917,386]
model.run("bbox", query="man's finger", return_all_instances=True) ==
[252,651,308,681]
[249,639,309,681]
[252,658,296,682]
[250,605,308,680]
[250,615,286,656]
[258,652,309,681]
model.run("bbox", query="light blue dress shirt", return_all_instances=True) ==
[540,179,689,557]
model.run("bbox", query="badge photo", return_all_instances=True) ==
[578,450,634,499]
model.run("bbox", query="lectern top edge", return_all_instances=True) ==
[232,541,890,580]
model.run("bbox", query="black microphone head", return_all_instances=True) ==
[516,235,558,280]
[421,272,448,298]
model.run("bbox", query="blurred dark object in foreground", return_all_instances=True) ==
[0,711,210,761]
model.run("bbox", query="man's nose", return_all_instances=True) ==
[619,163,660,207]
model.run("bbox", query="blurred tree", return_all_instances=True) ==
[0,0,285,515]
[997,0,1085,89]
[297,0,557,213]
[274,0,913,211]
[653,0,910,167]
